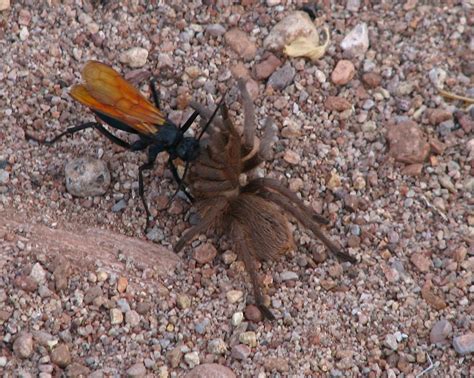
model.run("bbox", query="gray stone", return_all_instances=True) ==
[340,23,369,55]
[267,63,295,90]
[453,333,474,355]
[430,319,452,344]
[65,157,110,197]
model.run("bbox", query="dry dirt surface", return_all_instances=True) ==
[0,0,473,377]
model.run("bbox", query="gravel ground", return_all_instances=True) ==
[1,0,473,376]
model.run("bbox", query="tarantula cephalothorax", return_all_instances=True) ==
[175,80,357,320]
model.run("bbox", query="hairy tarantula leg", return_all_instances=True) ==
[191,164,228,181]
[258,190,357,264]
[174,199,227,252]
[189,100,224,129]
[244,178,330,225]
[260,117,278,161]
[237,78,256,152]
[192,180,235,193]
[232,223,276,320]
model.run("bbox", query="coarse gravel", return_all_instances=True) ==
[0,1,473,376]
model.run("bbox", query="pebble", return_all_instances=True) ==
[117,276,128,293]
[146,226,164,242]
[386,121,430,164]
[239,331,257,347]
[430,319,452,344]
[0,169,9,184]
[331,60,356,85]
[325,96,352,112]
[410,253,432,272]
[361,121,377,132]
[232,312,244,326]
[226,290,244,304]
[19,26,29,41]
[193,243,217,264]
[110,308,124,325]
[421,281,447,310]
[0,0,10,11]
[126,362,146,377]
[30,263,47,284]
[119,47,148,68]
[280,271,298,281]
[362,72,382,88]
[14,275,38,292]
[231,344,251,360]
[112,199,127,212]
[117,298,131,312]
[125,310,140,327]
[267,62,296,90]
[428,67,446,88]
[205,24,226,37]
[428,109,452,125]
[84,285,102,304]
[384,334,398,351]
[283,150,300,165]
[50,343,71,368]
[208,338,228,355]
[184,351,200,368]
[263,11,318,51]
[185,363,236,378]
[340,23,369,56]
[346,0,360,12]
[264,357,290,372]
[65,157,111,197]
[222,251,237,265]
[453,333,474,355]
[253,53,282,80]
[224,29,257,61]
[327,173,341,189]
[13,332,34,359]
[244,304,263,322]
[195,318,210,334]
[177,293,191,309]
[0,356,6,367]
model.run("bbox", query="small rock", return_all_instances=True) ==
[430,319,452,344]
[53,258,71,291]
[206,24,226,37]
[410,252,432,272]
[244,305,263,322]
[0,170,9,184]
[326,173,341,190]
[428,109,452,125]
[224,29,257,60]
[126,362,146,377]
[328,264,343,278]
[267,62,295,90]
[208,339,228,355]
[263,357,289,372]
[13,332,34,359]
[429,67,446,88]
[195,318,210,334]
[384,334,398,351]
[453,333,474,355]
[340,23,369,56]
[185,363,236,378]
[84,285,102,305]
[184,351,200,368]
[125,310,140,327]
[222,251,237,265]
[239,331,257,347]
[231,344,251,360]
[146,226,164,241]
[386,121,430,164]
[362,72,382,88]
[283,150,300,165]
[280,271,298,281]
[226,290,244,304]
[117,276,128,293]
[112,199,127,212]
[401,163,423,177]
[66,363,90,376]
[421,281,447,310]
[193,243,217,264]
[0,0,10,11]
[65,157,111,197]
[253,54,282,80]
[51,343,71,368]
[177,293,191,309]
[361,121,377,132]
[110,308,124,325]
[331,60,356,85]
[19,26,29,41]
[167,345,183,368]
[119,47,148,68]
[232,312,244,326]
[14,275,38,292]
[325,96,352,112]
[30,263,47,284]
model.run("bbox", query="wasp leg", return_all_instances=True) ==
[26,122,98,145]
[168,159,194,203]
[149,78,160,109]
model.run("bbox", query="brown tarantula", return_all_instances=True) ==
[175,80,356,320]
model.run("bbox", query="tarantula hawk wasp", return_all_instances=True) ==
[26,61,223,229]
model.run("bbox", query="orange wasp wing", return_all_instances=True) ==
[70,61,166,135]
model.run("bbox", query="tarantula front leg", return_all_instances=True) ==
[174,197,228,252]
[252,188,356,264]
[232,221,275,320]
